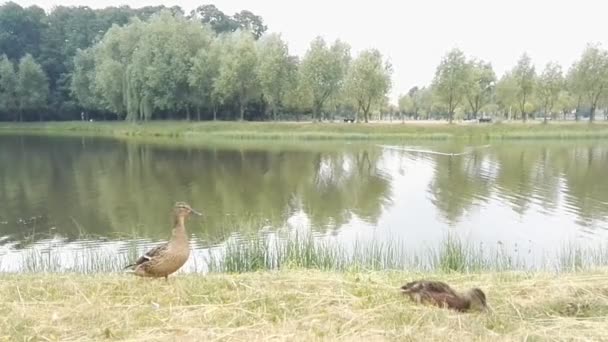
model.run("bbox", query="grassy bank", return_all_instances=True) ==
[2,120,608,141]
[1,270,607,341]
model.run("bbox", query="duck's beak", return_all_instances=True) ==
[190,208,203,216]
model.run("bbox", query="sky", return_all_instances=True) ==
[12,0,608,104]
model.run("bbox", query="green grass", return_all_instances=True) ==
[2,120,608,141]
[1,270,608,340]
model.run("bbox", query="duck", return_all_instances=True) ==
[124,202,202,280]
[400,280,488,312]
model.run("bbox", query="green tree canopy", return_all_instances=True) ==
[512,53,536,121]
[299,37,351,120]
[256,33,295,120]
[537,62,564,122]
[569,43,608,122]
[344,49,392,123]
[16,53,49,121]
[214,30,259,121]
[0,54,17,120]
[464,58,496,119]
[432,48,469,123]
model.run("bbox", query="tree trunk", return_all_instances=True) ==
[196,107,201,121]
[239,102,245,121]
[213,105,217,121]
[590,103,596,122]
[186,106,191,121]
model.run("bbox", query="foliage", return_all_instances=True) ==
[299,37,351,120]
[512,53,536,121]
[15,53,49,121]
[256,33,295,120]
[344,49,392,123]
[0,54,17,120]
[214,30,259,121]
[569,43,608,122]
[432,48,469,123]
[464,58,496,119]
[537,62,564,122]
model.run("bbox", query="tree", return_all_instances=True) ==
[512,53,536,122]
[71,47,100,116]
[432,48,469,123]
[299,37,351,120]
[233,10,267,39]
[16,54,48,121]
[214,30,259,121]
[190,37,223,120]
[556,90,575,120]
[464,59,496,119]
[127,11,213,120]
[0,2,46,60]
[566,62,585,121]
[496,72,518,119]
[0,54,17,120]
[344,49,392,123]
[256,33,294,120]
[570,43,608,122]
[537,62,564,123]
[190,4,238,34]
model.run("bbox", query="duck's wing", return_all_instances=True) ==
[124,243,169,269]
[401,280,457,295]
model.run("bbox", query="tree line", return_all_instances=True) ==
[0,3,391,122]
[400,46,608,123]
[0,2,606,122]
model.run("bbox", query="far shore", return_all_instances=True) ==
[2,120,608,141]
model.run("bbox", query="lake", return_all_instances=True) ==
[1,134,607,272]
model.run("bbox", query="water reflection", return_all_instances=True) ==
[1,135,608,271]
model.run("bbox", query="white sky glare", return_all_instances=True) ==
[13,0,608,104]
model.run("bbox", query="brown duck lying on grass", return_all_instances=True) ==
[124,202,202,280]
[400,280,488,312]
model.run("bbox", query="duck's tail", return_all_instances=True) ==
[123,263,135,270]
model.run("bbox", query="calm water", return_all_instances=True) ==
[1,134,608,272]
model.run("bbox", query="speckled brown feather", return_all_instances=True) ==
[125,202,199,279]
[400,280,487,312]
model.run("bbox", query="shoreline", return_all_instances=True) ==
[2,120,608,141]
[1,269,607,340]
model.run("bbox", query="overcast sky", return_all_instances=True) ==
[13,0,608,103]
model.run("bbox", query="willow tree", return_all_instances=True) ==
[464,58,495,119]
[569,43,608,122]
[16,54,48,121]
[0,54,17,120]
[537,62,563,123]
[190,37,223,120]
[92,19,146,119]
[512,53,536,122]
[432,48,469,123]
[127,11,213,120]
[214,30,259,121]
[496,72,518,119]
[344,49,392,123]
[71,48,100,116]
[256,33,295,120]
[299,37,351,120]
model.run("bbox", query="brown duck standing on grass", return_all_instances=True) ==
[124,202,202,280]
[400,280,488,312]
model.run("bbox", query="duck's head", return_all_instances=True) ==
[465,287,488,312]
[173,202,203,218]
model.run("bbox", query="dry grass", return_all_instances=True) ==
[1,269,607,341]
